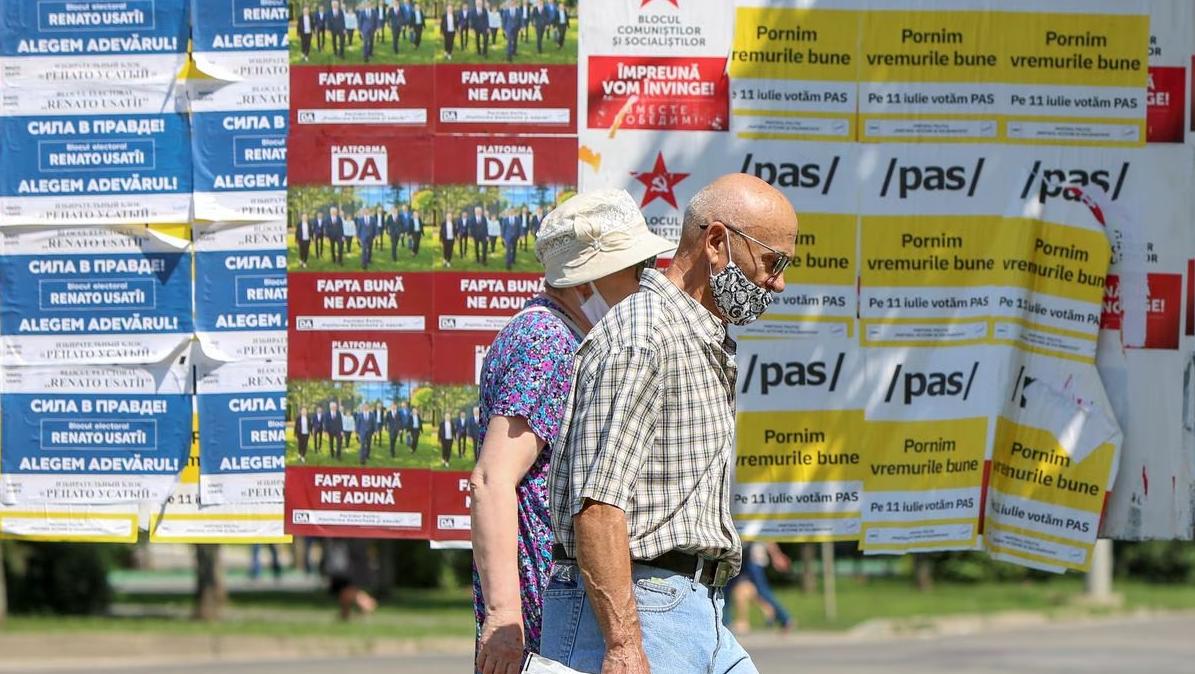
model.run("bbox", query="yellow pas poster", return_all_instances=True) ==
[735,338,865,542]
[858,345,994,553]
[730,6,859,141]
[987,378,1121,572]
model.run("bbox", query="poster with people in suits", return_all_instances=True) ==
[290,0,435,66]
[289,0,437,134]
[283,377,479,540]
[286,379,479,471]
[287,184,439,273]
[432,0,575,65]
[286,131,437,385]
[433,0,578,135]
[285,0,578,543]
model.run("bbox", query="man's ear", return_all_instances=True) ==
[704,222,726,268]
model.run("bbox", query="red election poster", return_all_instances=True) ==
[433,273,543,333]
[1101,274,1183,350]
[288,273,435,380]
[285,466,432,538]
[284,376,482,538]
[288,2,437,133]
[290,65,435,132]
[433,0,578,135]
[286,131,438,380]
[1147,67,1187,143]
[437,64,577,135]
[1145,4,1191,143]
[430,470,473,543]
[430,134,576,369]
[587,55,730,132]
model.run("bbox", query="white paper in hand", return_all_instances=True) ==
[522,653,584,674]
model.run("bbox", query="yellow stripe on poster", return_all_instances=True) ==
[735,512,856,521]
[991,418,1116,514]
[863,418,988,492]
[860,216,1021,289]
[988,522,1095,558]
[790,214,856,287]
[150,223,192,241]
[860,317,991,349]
[737,411,865,484]
[859,10,999,85]
[1001,217,1110,308]
[755,315,854,339]
[861,518,978,551]
[730,8,859,82]
[986,538,1089,573]
[993,12,1148,88]
[181,412,200,484]
[1003,118,1147,148]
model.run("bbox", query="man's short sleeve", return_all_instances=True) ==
[566,345,661,515]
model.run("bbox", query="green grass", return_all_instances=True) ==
[286,425,477,470]
[287,233,542,274]
[5,577,1195,643]
[733,577,1195,632]
[0,587,475,641]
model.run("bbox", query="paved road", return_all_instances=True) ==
[31,614,1195,674]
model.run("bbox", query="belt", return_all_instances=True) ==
[552,544,733,588]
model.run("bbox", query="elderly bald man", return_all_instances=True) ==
[542,174,798,674]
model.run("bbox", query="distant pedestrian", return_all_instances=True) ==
[324,539,377,620]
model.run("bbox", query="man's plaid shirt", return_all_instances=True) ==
[549,268,742,573]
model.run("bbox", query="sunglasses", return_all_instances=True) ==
[702,221,792,280]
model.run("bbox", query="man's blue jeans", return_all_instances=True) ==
[540,562,759,674]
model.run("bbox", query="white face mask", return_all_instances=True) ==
[578,282,611,325]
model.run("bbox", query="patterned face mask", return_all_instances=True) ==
[709,238,774,325]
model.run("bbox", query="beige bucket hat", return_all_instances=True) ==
[535,189,675,288]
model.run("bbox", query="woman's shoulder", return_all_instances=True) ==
[494,298,579,355]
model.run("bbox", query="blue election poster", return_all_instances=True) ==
[197,359,286,505]
[190,0,288,81]
[191,108,287,221]
[194,221,287,362]
[0,359,191,507]
[0,0,189,114]
[0,113,193,225]
[0,225,192,364]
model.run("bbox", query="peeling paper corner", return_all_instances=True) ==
[1067,183,1149,349]
[1019,379,1122,465]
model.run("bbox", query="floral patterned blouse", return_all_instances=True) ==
[472,295,580,655]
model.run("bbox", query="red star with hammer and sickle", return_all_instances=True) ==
[640,0,679,7]
[632,152,689,209]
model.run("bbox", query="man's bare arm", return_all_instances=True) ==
[574,499,650,673]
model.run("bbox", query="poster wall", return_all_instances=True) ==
[1,0,1189,554]
[283,1,578,542]
[580,0,1195,571]
[0,2,290,542]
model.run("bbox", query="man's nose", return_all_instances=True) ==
[766,274,785,293]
